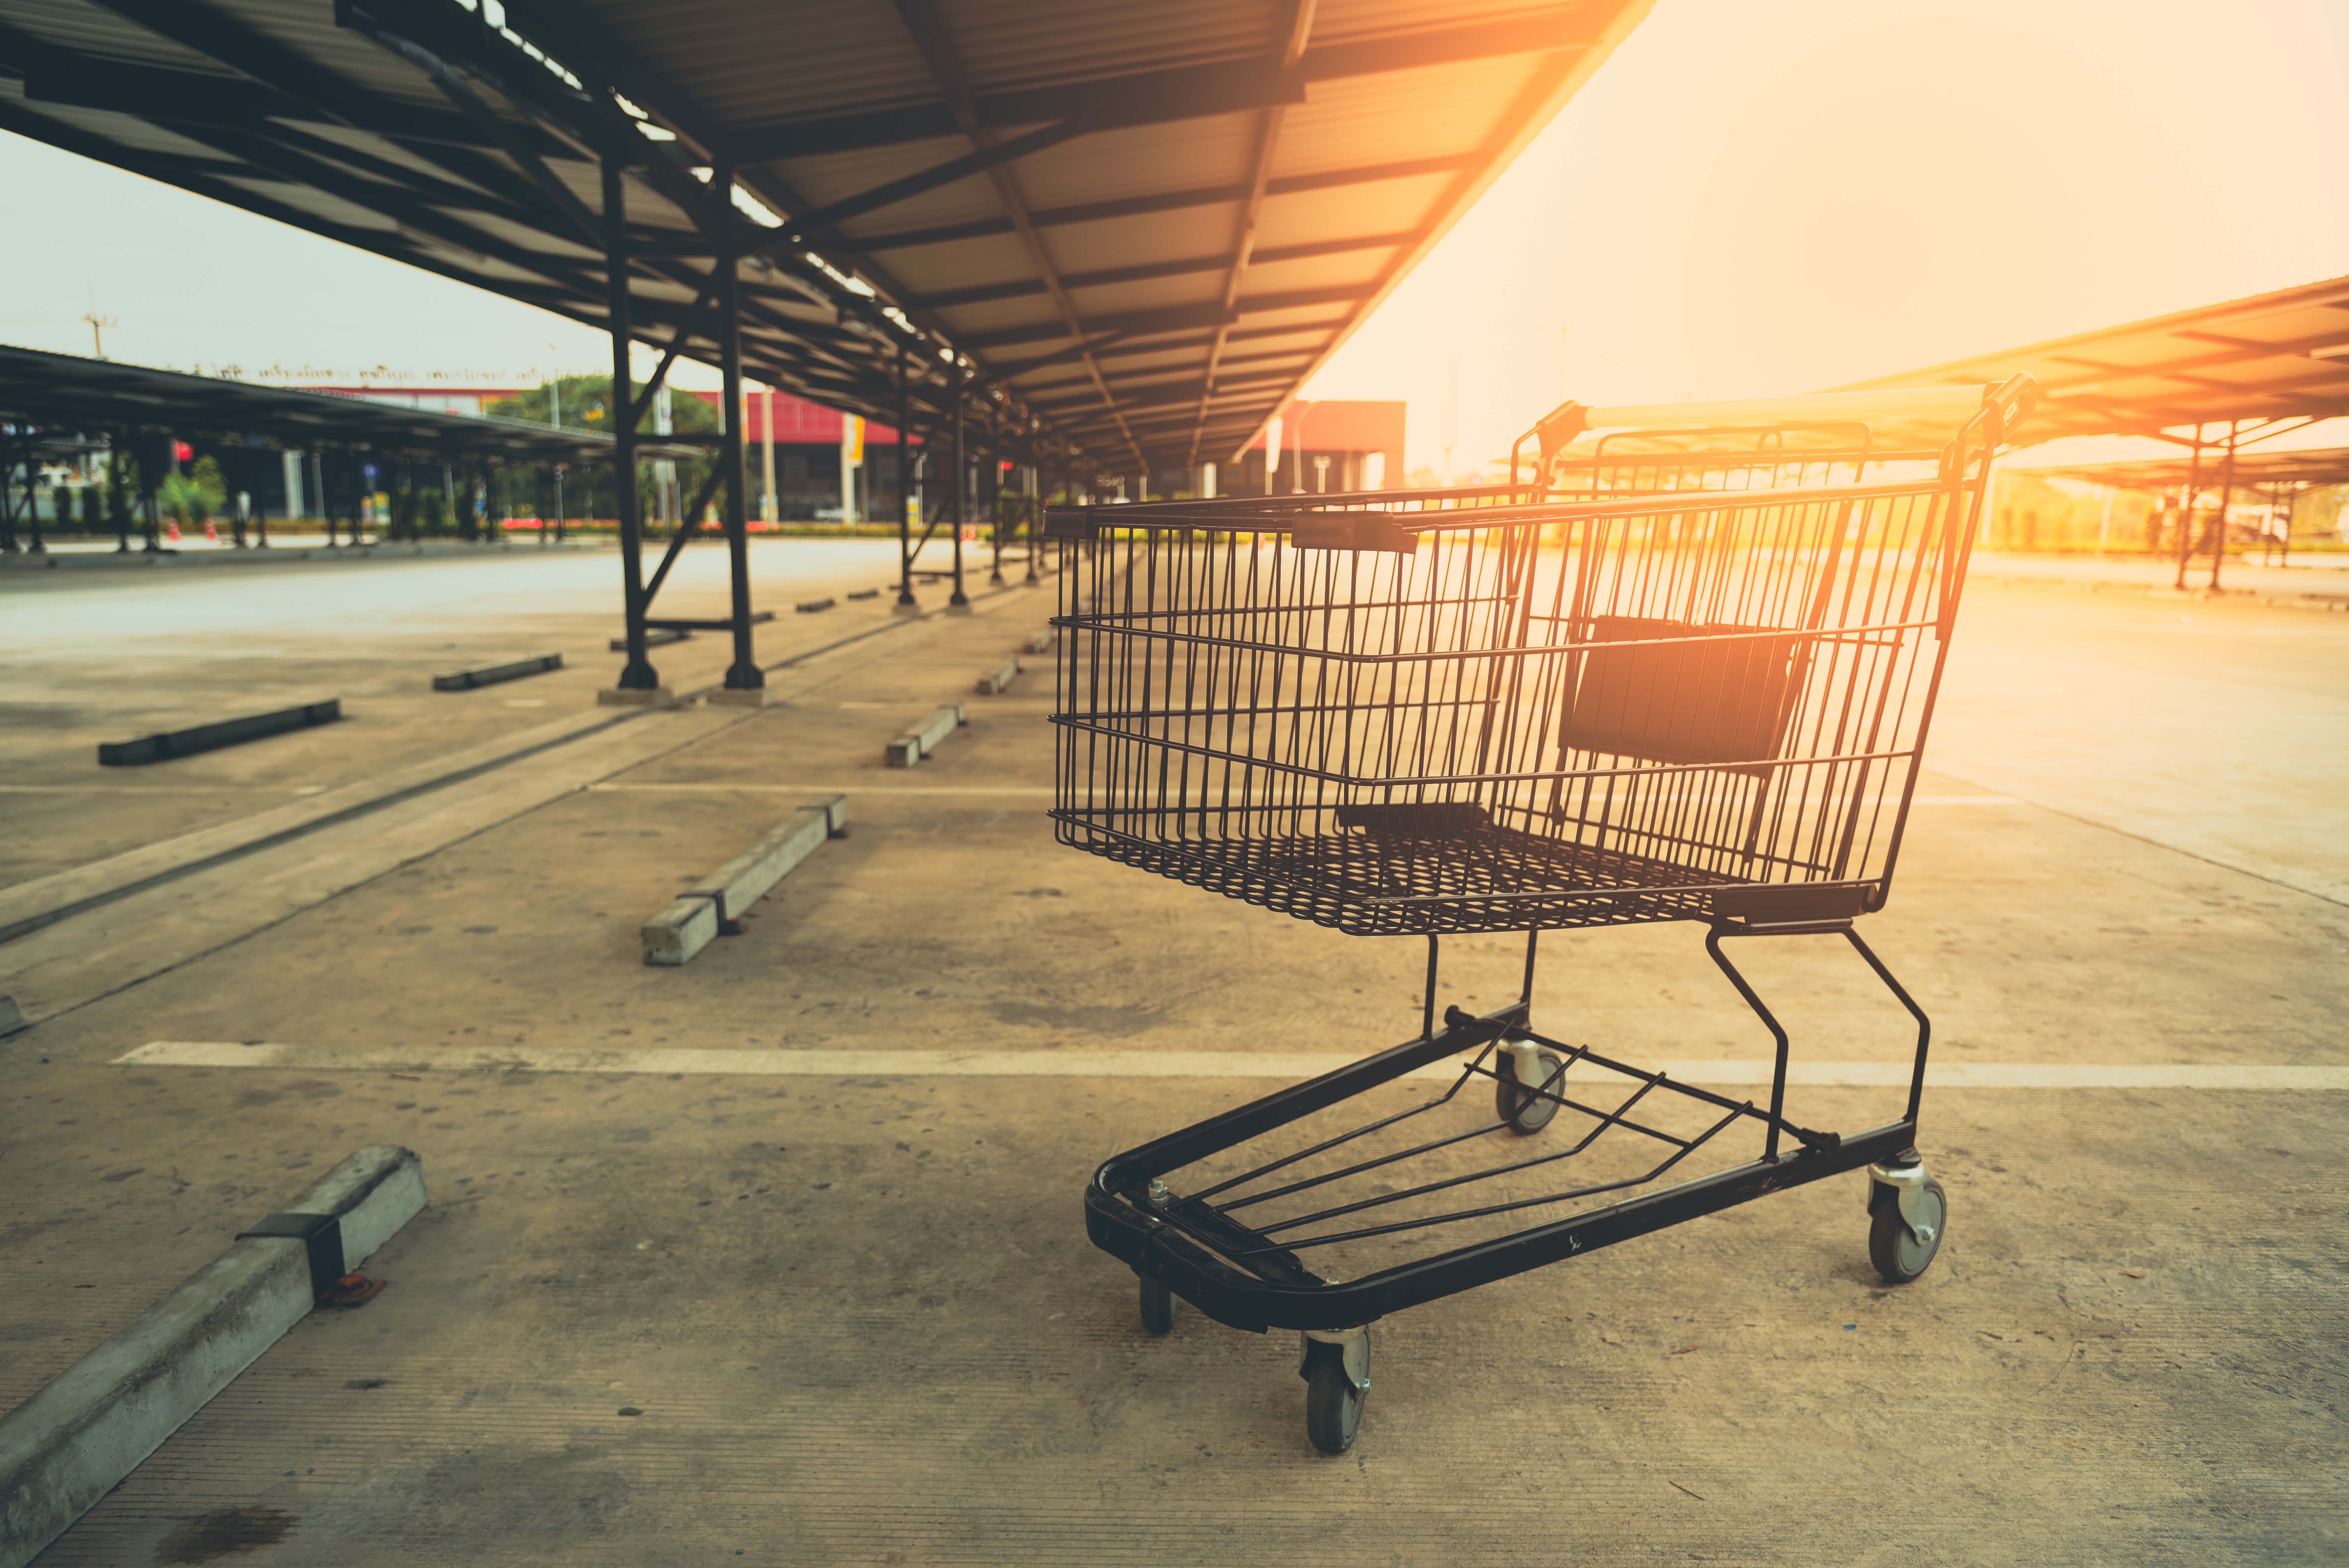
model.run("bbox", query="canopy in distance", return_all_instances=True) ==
[2016,446,2349,493]
[1831,275,2349,443]
[0,344,702,464]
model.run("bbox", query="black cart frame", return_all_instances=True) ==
[1049,378,2033,1451]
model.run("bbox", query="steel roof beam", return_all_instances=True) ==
[726,8,1605,162]
[958,285,1371,352]
[1187,0,1317,469]
[917,230,1413,310]
[888,0,1144,466]
[850,153,1479,253]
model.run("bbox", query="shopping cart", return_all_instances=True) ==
[1046,378,2033,1453]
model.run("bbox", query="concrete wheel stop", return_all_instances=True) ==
[97,700,342,766]
[0,1145,428,1568]
[431,651,563,691]
[641,794,848,965]
[884,703,966,767]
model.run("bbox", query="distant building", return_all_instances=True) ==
[299,385,527,417]
[1231,400,1406,496]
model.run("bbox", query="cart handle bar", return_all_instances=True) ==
[1531,376,2036,468]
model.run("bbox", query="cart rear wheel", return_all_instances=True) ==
[1138,1273,1175,1335]
[1496,1048,1565,1134]
[1869,1176,1947,1283]
[1301,1337,1369,1455]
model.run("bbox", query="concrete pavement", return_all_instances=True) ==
[1,550,2341,1564]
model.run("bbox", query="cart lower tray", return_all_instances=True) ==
[1052,811,1790,936]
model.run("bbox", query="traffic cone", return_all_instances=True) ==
[204,520,218,542]
[167,520,181,541]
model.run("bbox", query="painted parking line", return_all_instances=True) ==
[113,1041,2345,1090]
[589,782,1057,796]
[585,784,2023,805]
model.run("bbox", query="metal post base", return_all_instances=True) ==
[597,686,675,708]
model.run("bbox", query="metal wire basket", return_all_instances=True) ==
[1047,381,2031,937]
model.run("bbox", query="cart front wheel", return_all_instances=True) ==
[1496,1046,1565,1135]
[1300,1332,1371,1455]
[1138,1273,1175,1335]
[1869,1176,1948,1284]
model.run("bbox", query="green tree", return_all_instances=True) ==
[488,378,721,529]
[160,457,225,531]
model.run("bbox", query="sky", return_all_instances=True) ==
[2,0,2344,475]
[1303,0,2349,474]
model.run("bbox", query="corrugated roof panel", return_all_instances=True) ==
[214,175,402,233]
[1250,173,1460,250]
[292,124,504,196]
[0,0,1654,465]
[1060,274,1229,320]
[3,0,236,71]
[927,0,1283,94]
[1309,0,1568,43]
[869,233,1046,294]
[1000,112,1262,212]
[576,0,936,126]
[235,0,452,111]
[1274,56,1540,178]
[776,135,1008,226]
[9,100,247,164]
[431,207,602,265]
[931,299,1074,339]
[1039,203,1249,274]
[1236,248,1395,298]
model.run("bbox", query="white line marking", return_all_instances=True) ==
[114,1041,2346,1090]
[583,784,2018,805]
[589,782,1057,796]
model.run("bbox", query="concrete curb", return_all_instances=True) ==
[884,703,966,767]
[1023,627,1056,654]
[0,1146,428,1568]
[975,656,1022,695]
[0,542,587,573]
[97,699,342,767]
[431,651,563,691]
[642,795,848,965]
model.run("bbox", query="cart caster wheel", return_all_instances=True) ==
[1138,1273,1175,1335]
[1867,1169,1948,1284]
[1299,1330,1371,1455]
[1495,1044,1564,1135]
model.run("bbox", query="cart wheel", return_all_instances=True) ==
[1869,1176,1948,1284]
[1138,1273,1175,1335]
[1495,1047,1565,1135]
[1300,1332,1370,1455]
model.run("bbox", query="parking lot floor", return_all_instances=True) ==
[1,558,2342,1565]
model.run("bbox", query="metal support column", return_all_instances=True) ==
[2208,419,2238,592]
[2171,426,2204,590]
[948,357,970,608]
[895,341,918,613]
[986,419,1005,587]
[25,447,43,554]
[607,159,660,691]
[715,168,763,691]
[0,438,17,555]
[1023,462,1042,586]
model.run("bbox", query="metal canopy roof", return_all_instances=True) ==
[1831,275,2349,444]
[0,0,1651,473]
[0,342,691,463]
[2017,445,2349,493]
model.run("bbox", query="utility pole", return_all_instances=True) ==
[82,289,117,358]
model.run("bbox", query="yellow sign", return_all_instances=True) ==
[841,415,864,466]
